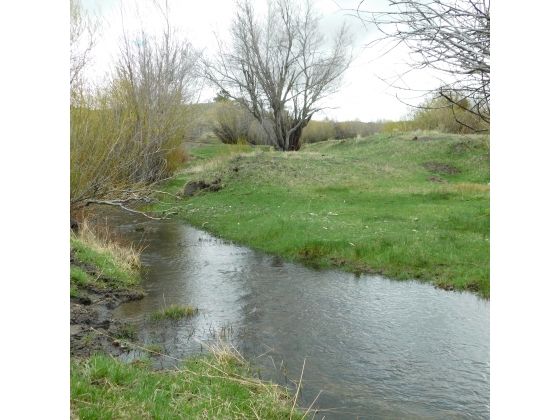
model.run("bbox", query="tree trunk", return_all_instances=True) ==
[288,125,303,151]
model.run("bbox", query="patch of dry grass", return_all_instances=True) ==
[70,217,143,290]
[440,182,490,194]
[71,218,142,273]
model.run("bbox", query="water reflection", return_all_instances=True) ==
[110,214,489,420]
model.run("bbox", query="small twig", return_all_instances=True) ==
[467,262,486,267]
[93,267,105,283]
[290,358,306,419]
[70,397,93,406]
[249,403,262,420]
[254,345,275,360]
[152,189,181,198]
[89,327,184,362]
[302,390,322,419]
[85,199,169,220]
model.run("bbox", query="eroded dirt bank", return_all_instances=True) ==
[70,252,143,358]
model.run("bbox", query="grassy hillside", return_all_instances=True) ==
[153,133,490,298]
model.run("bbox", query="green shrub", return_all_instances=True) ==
[406,92,488,133]
[301,119,335,143]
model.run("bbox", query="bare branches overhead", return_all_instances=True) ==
[350,0,490,131]
[70,0,102,101]
[204,0,354,151]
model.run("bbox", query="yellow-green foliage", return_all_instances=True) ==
[70,218,142,291]
[381,120,415,133]
[301,119,336,143]
[70,0,196,212]
[71,218,142,276]
[407,94,488,133]
[71,350,305,419]
[150,304,199,321]
[302,119,384,143]
[70,87,188,210]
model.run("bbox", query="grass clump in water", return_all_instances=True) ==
[150,303,199,321]
[114,324,136,340]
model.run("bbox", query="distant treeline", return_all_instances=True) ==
[204,92,489,146]
[301,119,385,143]
[384,93,489,135]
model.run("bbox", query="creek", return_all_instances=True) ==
[109,213,489,420]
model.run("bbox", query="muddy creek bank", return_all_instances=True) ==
[70,250,143,358]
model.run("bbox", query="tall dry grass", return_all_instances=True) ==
[71,217,142,273]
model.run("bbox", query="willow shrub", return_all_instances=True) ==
[302,120,384,143]
[301,119,336,143]
[409,95,485,133]
[70,84,189,212]
[212,100,265,146]
[70,0,199,213]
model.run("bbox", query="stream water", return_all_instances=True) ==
[109,213,489,420]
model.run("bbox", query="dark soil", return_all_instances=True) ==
[427,176,450,183]
[422,161,461,175]
[70,253,143,358]
[449,139,489,155]
[183,178,225,196]
[413,136,446,142]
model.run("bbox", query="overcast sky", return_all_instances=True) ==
[80,0,439,122]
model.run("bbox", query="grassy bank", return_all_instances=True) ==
[70,221,306,418]
[70,220,142,297]
[71,347,305,419]
[152,133,490,298]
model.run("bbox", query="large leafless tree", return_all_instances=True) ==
[204,0,354,151]
[350,0,490,131]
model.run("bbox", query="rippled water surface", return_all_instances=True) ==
[110,215,489,420]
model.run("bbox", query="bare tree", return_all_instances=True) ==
[204,0,354,151]
[70,0,102,101]
[349,0,490,132]
[111,0,203,183]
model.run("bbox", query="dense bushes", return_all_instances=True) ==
[407,93,487,133]
[300,120,336,143]
[382,93,490,134]
[301,119,384,143]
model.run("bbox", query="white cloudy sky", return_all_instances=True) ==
[80,0,440,122]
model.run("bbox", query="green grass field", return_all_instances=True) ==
[152,133,490,298]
